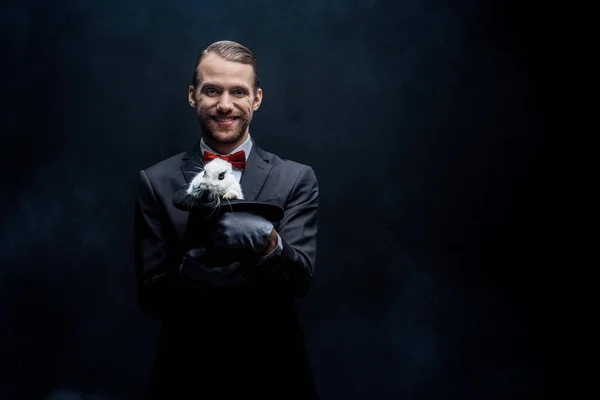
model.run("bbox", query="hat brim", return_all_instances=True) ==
[172,189,284,222]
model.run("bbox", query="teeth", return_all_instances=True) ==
[215,117,235,122]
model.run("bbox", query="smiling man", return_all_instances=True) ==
[134,41,320,399]
[189,48,261,154]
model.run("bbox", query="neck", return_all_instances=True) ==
[203,131,249,155]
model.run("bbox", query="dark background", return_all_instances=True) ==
[1,0,550,398]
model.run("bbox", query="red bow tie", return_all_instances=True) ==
[203,150,246,170]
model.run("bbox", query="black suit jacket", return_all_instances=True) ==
[134,137,319,399]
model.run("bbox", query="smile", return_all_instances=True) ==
[212,116,238,122]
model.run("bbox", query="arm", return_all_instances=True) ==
[258,166,319,298]
[134,170,200,321]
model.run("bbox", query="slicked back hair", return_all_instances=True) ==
[192,40,260,93]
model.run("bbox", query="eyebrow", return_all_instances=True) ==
[200,82,251,91]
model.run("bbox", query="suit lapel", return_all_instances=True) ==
[179,141,204,186]
[240,139,272,201]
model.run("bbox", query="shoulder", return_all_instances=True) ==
[135,150,190,200]
[254,144,319,201]
[258,145,317,179]
[141,150,187,180]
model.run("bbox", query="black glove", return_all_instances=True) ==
[210,211,274,253]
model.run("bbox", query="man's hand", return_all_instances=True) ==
[211,211,274,253]
[263,228,279,255]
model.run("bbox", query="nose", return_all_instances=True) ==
[216,93,233,112]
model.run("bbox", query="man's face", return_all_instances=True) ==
[188,53,262,148]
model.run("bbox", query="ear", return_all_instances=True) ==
[252,88,263,111]
[188,85,196,107]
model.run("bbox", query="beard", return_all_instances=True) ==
[197,109,251,145]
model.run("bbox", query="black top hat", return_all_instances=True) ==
[172,189,284,222]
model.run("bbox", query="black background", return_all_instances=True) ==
[1,0,551,398]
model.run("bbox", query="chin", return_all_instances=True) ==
[205,129,246,145]
[216,128,244,140]
[209,126,247,140]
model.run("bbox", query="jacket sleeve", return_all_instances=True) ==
[259,165,319,298]
[134,169,200,321]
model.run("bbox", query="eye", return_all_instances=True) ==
[218,171,225,180]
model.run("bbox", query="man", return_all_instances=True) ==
[134,40,319,399]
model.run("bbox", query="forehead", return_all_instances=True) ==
[198,53,254,88]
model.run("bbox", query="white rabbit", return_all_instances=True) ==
[186,158,244,202]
